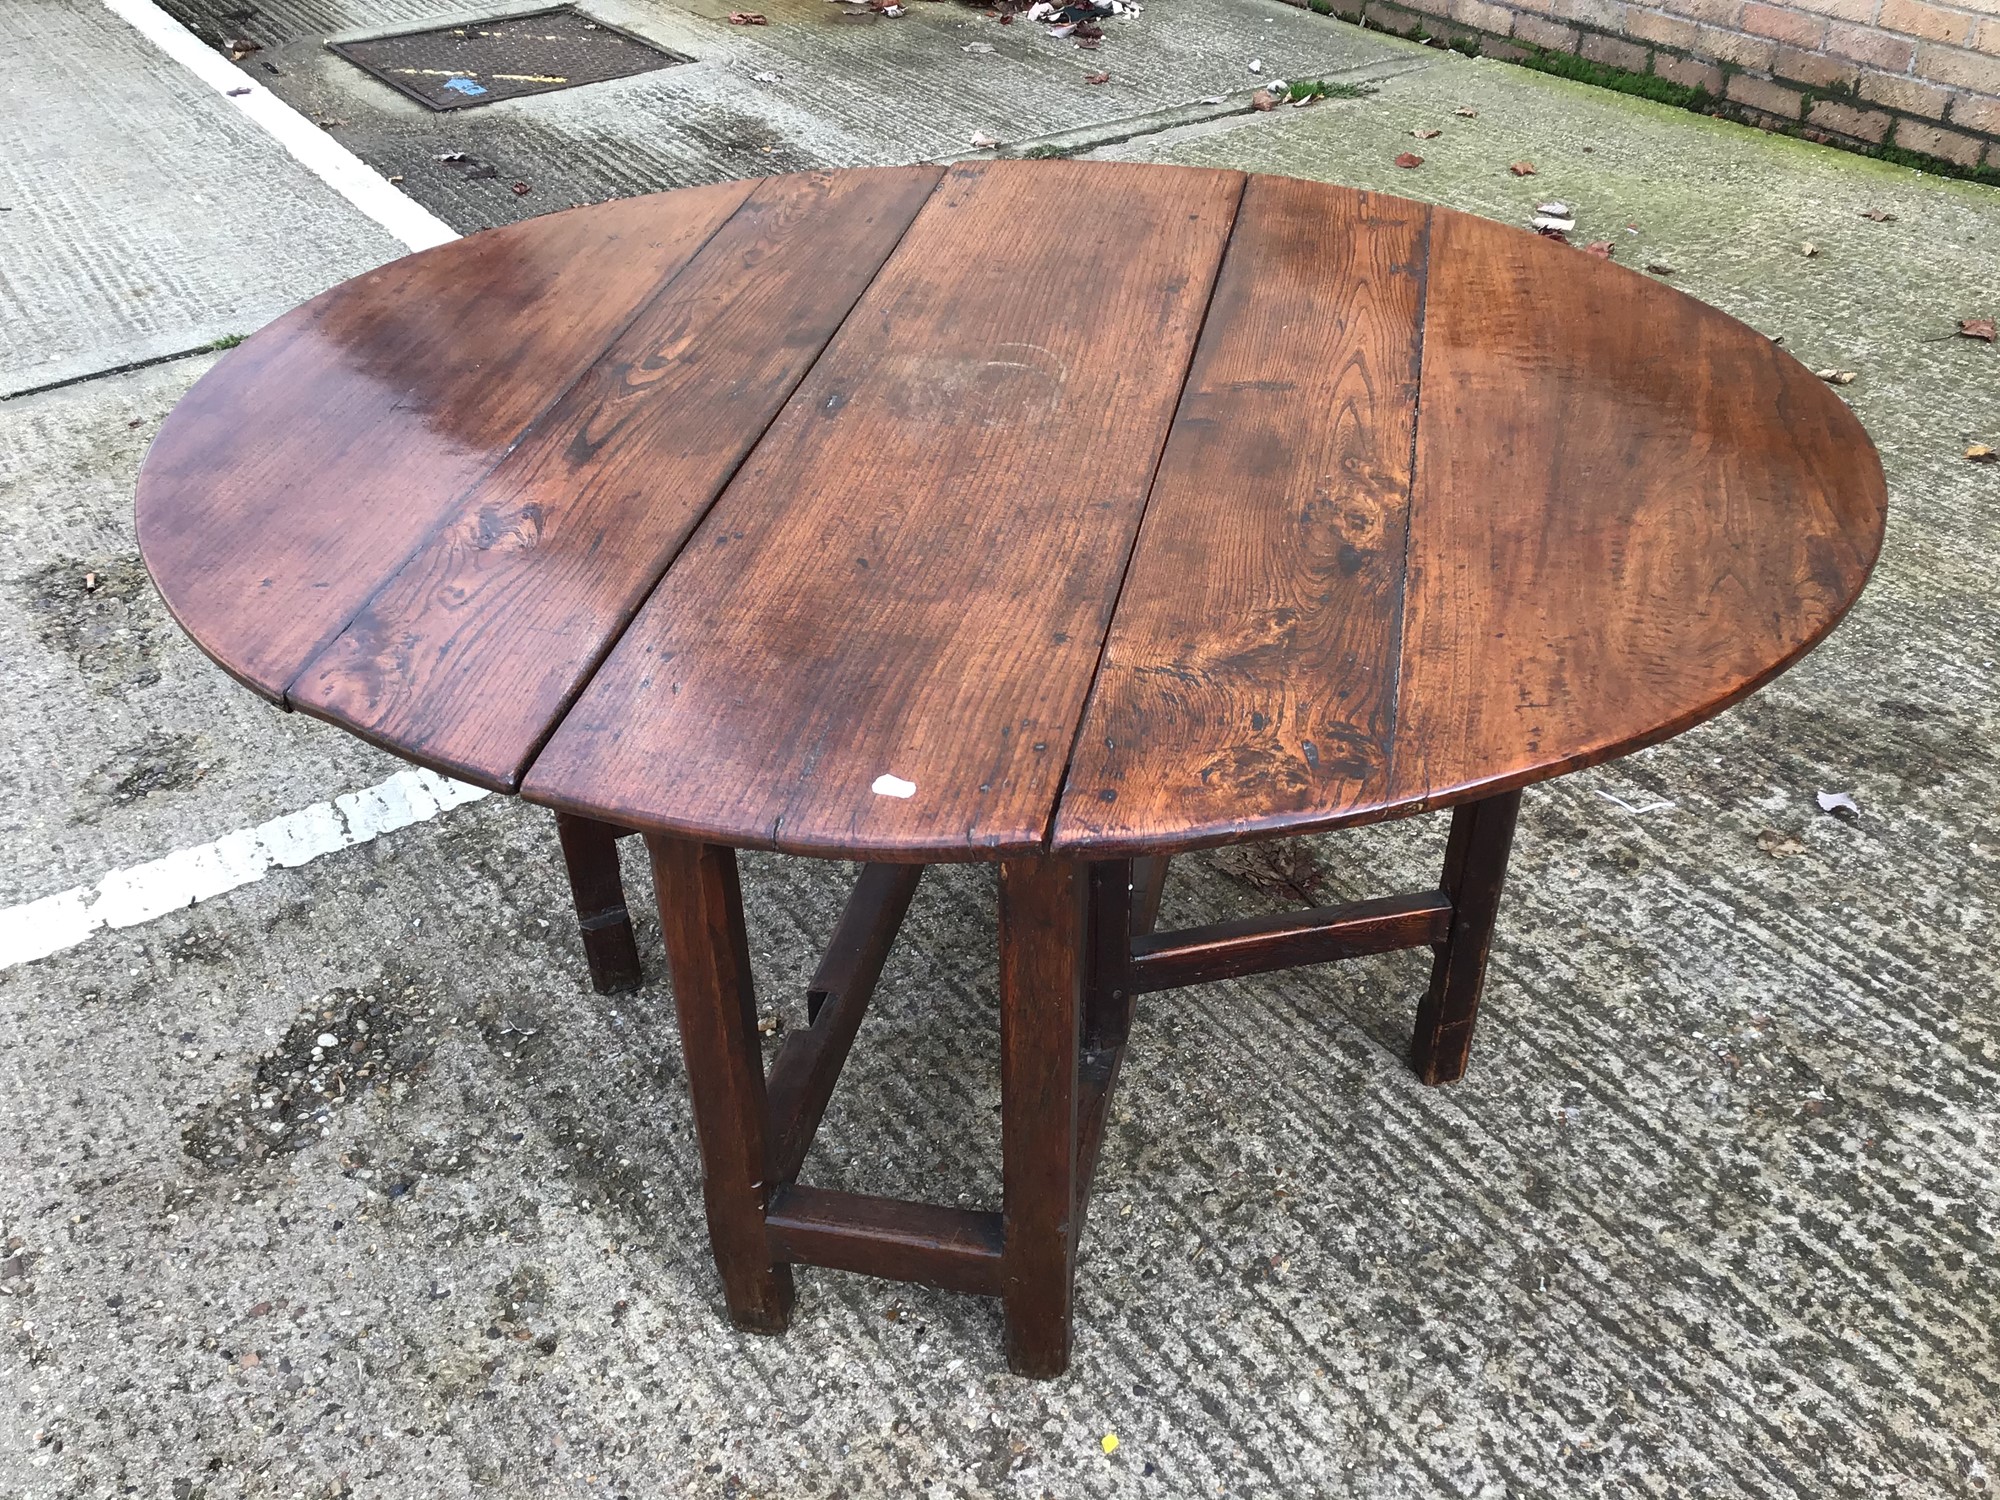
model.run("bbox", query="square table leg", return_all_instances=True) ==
[647,835,795,1332]
[555,811,643,995]
[998,857,1089,1379]
[1410,789,1523,1085]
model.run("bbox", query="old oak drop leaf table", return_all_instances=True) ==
[136,161,1886,1378]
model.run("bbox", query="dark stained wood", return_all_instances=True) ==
[522,161,1246,858]
[1084,861,1135,1052]
[289,168,942,789]
[765,862,925,1183]
[553,811,642,994]
[1383,209,1886,814]
[137,182,757,700]
[1129,856,1170,938]
[1052,178,1429,856]
[1410,790,1521,1085]
[647,836,794,1331]
[764,1185,1004,1297]
[998,857,1087,1379]
[1129,889,1454,994]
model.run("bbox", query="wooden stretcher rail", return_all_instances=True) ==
[765,1184,1006,1297]
[1128,890,1455,994]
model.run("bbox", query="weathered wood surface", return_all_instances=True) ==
[140,164,1887,859]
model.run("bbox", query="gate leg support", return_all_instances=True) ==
[998,857,1087,1379]
[556,812,643,995]
[1410,790,1522,1085]
[648,835,794,1332]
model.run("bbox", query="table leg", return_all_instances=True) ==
[555,811,643,995]
[998,857,1088,1379]
[1410,789,1522,1085]
[647,835,794,1332]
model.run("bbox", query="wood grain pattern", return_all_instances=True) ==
[1382,208,1887,813]
[288,168,941,788]
[522,160,1245,858]
[136,183,756,699]
[1053,179,1428,855]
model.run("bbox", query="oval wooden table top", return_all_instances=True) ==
[137,160,1886,862]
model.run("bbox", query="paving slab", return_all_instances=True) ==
[159,0,1421,228]
[0,0,407,396]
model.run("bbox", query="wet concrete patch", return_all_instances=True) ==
[16,555,172,695]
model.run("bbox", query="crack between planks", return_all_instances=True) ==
[508,165,953,814]
[1381,202,1436,812]
[1040,169,1253,854]
[275,179,763,718]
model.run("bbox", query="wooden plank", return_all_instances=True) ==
[998,856,1087,1379]
[764,1186,1004,1297]
[765,861,925,1183]
[136,182,757,699]
[1128,888,1453,994]
[522,160,1245,859]
[1052,178,1429,855]
[1385,208,1888,810]
[288,168,942,788]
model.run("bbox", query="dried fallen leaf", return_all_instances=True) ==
[1801,242,1819,258]
[1411,127,1441,139]
[1815,790,1860,817]
[1212,841,1324,905]
[1959,317,1996,342]
[1508,160,1536,176]
[1859,208,1895,222]
[1394,152,1424,168]
[1455,105,1478,117]
[969,131,1000,147]
[1644,262,1676,275]
[1536,226,1571,243]
[1967,444,1999,463]
[1084,70,1110,83]
[727,10,767,21]
[1583,240,1614,258]
[1250,88,1277,111]
[1815,368,1856,386]
[1756,828,1806,857]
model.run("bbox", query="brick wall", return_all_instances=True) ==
[1290,0,2000,172]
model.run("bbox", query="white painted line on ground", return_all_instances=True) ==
[100,0,460,252]
[0,770,490,971]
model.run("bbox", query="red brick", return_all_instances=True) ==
[1557,0,1630,27]
[1894,116,1987,159]
[1726,71,1807,113]
[1787,0,1882,20]
[1627,6,1703,44]
[1451,0,1518,31]
[1484,36,1539,56]
[1516,13,1584,44]
[1825,21,1918,66]
[1655,50,1728,87]
[1915,39,2000,86]
[1401,0,1454,18]
[1806,97,1896,138]
[1858,66,1953,110]
[1739,0,1828,43]
[1947,89,2000,129]
[1582,29,1654,65]
[1978,18,2000,55]
[1363,0,1427,31]
[1657,0,1741,24]
[1696,21,1780,63]
[1773,43,1862,85]
[1878,0,1980,44]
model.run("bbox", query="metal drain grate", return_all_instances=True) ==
[329,6,690,111]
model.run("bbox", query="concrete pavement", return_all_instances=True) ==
[2,0,1996,1495]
